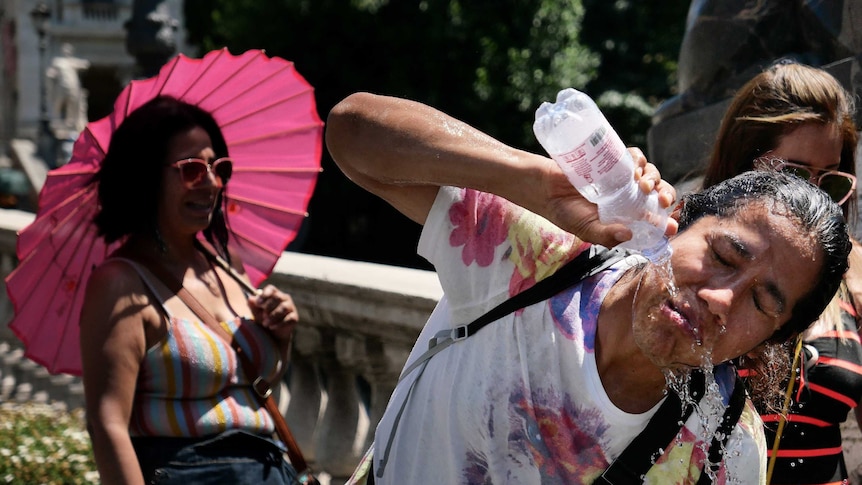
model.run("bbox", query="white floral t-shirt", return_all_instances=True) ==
[372,187,766,484]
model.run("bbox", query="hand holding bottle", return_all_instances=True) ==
[534,88,675,262]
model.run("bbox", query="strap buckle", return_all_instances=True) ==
[450,325,468,341]
[252,376,273,399]
[428,325,469,349]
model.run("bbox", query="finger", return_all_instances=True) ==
[247,294,265,320]
[254,297,278,317]
[628,147,646,167]
[638,162,662,187]
[664,217,679,237]
[655,179,677,208]
[261,297,299,327]
[256,284,278,301]
[255,287,289,313]
[283,306,299,323]
[638,174,657,193]
[579,220,633,248]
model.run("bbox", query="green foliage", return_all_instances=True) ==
[186,0,599,149]
[183,0,689,268]
[581,0,690,147]
[0,403,98,484]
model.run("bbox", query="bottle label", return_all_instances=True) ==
[555,121,630,195]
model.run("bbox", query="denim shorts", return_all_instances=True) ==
[131,429,299,485]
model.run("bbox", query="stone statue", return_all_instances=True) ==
[654,0,862,124]
[45,43,90,133]
[647,0,862,185]
[125,0,178,79]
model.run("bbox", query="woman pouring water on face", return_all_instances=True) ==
[326,92,851,484]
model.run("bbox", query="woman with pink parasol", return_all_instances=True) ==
[80,96,302,484]
[5,48,323,484]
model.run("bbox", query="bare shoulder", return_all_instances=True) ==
[81,259,157,329]
[86,259,147,295]
[80,258,157,386]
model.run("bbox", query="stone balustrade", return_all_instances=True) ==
[0,208,440,484]
[56,1,130,28]
[0,207,859,484]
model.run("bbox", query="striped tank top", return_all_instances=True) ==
[120,259,283,438]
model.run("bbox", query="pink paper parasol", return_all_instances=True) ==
[6,48,324,375]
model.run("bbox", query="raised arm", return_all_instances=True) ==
[325,92,676,249]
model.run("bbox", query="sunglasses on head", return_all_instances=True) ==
[169,157,233,189]
[753,154,857,205]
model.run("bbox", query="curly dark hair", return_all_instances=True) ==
[93,95,231,260]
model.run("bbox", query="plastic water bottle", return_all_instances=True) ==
[533,88,671,263]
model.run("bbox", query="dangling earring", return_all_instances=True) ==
[154,227,168,254]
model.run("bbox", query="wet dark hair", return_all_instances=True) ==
[678,170,850,342]
[93,95,231,259]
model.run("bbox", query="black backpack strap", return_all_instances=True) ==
[377,245,628,477]
[696,373,747,484]
[596,369,748,485]
[596,370,706,484]
[398,246,629,380]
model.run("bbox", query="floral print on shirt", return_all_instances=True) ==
[448,189,509,267]
[439,188,760,484]
[447,187,586,298]
[462,385,610,484]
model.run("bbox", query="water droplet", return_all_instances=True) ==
[655,258,678,298]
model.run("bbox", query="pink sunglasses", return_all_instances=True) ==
[754,155,856,205]
[169,157,233,188]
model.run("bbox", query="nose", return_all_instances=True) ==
[196,162,224,188]
[203,165,220,186]
[697,286,735,321]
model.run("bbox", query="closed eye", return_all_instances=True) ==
[710,233,780,317]
[711,248,731,267]
[753,284,784,319]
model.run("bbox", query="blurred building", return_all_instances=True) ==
[0,0,190,209]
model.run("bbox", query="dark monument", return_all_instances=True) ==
[648,0,862,185]
[124,0,178,79]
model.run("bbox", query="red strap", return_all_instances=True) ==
[838,298,857,318]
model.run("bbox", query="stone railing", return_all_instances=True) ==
[58,1,131,28]
[0,207,859,484]
[0,208,440,484]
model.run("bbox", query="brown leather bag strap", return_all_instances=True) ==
[142,259,314,480]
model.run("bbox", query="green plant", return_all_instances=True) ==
[0,402,98,484]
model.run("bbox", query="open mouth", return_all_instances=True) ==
[662,300,702,345]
